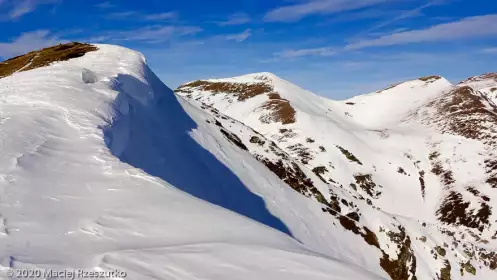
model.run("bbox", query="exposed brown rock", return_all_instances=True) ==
[380,227,417,280]
[220,129,248,151]
[337,146,363,165]
[438,260,451,280]
[312,166,329,183]
[437,191,491,231]
[287,143,313,164]
[249,136,265,146]
[419,171,426,198]
[354,174,382,198]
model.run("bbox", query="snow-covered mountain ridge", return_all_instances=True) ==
[0,42,496,280]
[176,71,497,279]
[0,43,385,280]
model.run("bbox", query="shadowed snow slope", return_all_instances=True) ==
[0,44,382,279]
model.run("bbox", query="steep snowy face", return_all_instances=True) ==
[341,76,453,128]
[0,44,383,280]
[178,73,497,279]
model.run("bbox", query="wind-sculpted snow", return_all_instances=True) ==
[0,44,383,280]
[103,66,291,236]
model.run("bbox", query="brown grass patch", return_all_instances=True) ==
[422,87,497,190]
[0,42,97,78]
[176,79,297,125]
[377,82,402,93]
[259,98,296,125]
[460,73,497,84]
[418,75,441,82]
[176,80,274,101]
[438,86,497,140]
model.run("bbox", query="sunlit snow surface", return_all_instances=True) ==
[0,45,383,279]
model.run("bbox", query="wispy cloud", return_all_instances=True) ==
[0,30,60,58]
[106,10,177,21]
[264,0,390,22]
[217,12,251,26]
[225,29,252,42]
[112,25,202,43]
[346,14,497,50]
[5,0,59,20]
[95,1,115,9]
[276,47,336,58]
[106,11,139,18]
[143,12,177,21]
[365,1,440,32]
[481,47,497,54]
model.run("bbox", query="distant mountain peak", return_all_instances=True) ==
[376,75,448,94]
[176,73,299,125]
[459,72,497,84]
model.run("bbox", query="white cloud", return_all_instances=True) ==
[95,1,115,9]
[276,47,336,58]
[0,30,60,58]
[106,11,177,21]
[365,1,439,32]
[115,25,202,43]
[7,0,59,20]
[482,47,497,54]
[346,14,497,50]
[218,13,251,26]
[144,12,177,21]
[106,11,139,18]
[264,0,390,22]
[225,29,252,42]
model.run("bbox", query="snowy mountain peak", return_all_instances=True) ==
[0,42,389,280]
[179,67,497,279]
[460,72,497,84]
[1,42,497,280]
[458,73,497,104]
[373,75,450,94]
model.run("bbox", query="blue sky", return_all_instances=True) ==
[0,0,496,99]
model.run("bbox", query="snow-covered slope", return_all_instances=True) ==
[177,73,497,279]
[0,44,384,280]
[459,73,497,104]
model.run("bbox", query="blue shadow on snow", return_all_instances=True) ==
[103,66,292,236]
